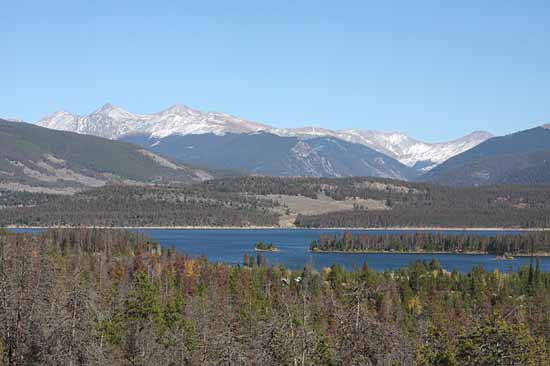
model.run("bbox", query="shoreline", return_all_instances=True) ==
[309,249,550,257]
[6,225,550,231]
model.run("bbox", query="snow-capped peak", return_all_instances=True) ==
[1,117,24,123]
[95,102,118,113]
[37,103,271,139]
[160,104,196,116]
[38,110,80,131]
[328,129,494,170]
[269,127,493,170]
[272,126,338,138]
[91,103,140,120]
[463,130,494,140]
[36,103,494,170]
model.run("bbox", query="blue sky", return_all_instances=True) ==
[2,0,549,142]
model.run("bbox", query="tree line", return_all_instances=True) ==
[310,231,550,255]
[0,228,548,365]
[0,190,56,209]
[295,207,550,228]
[0,185,279,227]
[198,176,550,210]
[2,176,550,228]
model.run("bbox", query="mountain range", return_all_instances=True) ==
[37,103,493,173]
[38,103,269,139]
[3,103,548,186]
[421,125,550,186]
[0,119,210,193]
[122,132,418,180]
[272,127,493,171]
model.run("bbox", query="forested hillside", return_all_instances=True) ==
[203,177,550,228]
[199,176,550,209]
[0,229,548,365]
[121,132,419,179]
[2,176,550,228]
[421,126,550,186]
[0,119,211,193]
[0,185,278,227]
[311,231,550,255]
[296,208,550,228]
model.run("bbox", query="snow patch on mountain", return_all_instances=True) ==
[37,103,493,170]
[38,103,270,139]
[335,129,494,170]
[2,117,24,123]
[274,128,493,170]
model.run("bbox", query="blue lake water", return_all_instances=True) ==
[12,228,550,272]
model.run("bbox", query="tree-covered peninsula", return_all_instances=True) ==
[310,231,550,255]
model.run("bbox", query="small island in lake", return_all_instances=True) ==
[254,241,280,252]
[495,254,515,260]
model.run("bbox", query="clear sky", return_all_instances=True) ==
[2,0,549,142]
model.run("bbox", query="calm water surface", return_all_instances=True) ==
[13,228,550,272]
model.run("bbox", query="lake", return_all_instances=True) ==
[11,228,550,272]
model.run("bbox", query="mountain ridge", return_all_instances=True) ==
[0,119,211,193]
[121,132,419,180]
[37,103,493,170]
[420,125,550,186]
[276,127,494,170]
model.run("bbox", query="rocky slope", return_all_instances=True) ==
[121,132,418,180]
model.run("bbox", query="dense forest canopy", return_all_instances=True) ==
[310,231,550,255]
[0,228,548,365]
[198,176,550,210]
[294,208,550,229]
[0,185,279,227]
[1,176,550,228]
